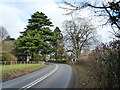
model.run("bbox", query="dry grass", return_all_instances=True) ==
[72,55,108,88]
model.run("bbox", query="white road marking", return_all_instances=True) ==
[19,64,59,90]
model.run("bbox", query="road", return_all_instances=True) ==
[1,63,75,89]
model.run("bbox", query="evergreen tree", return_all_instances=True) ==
[14,12,55,61]
[53,27,65,60]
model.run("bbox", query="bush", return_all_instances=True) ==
[75,56,108,88]
[90,40,120,88]
[2,52,17,61]
[1,40,17,62]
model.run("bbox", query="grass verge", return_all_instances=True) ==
[71,56,107,88]
[72,64,100,88]
[0,63,46,82]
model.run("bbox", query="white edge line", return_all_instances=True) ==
[19,64,59,90]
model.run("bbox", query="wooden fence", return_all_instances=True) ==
[0,61,45,65]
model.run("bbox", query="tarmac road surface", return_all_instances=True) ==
[1,63,75,89]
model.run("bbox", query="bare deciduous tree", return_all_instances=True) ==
[0,26,9,41]
[60,0,120,38]
[63,18,98,58]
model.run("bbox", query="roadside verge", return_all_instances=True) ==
[1,63,46,82]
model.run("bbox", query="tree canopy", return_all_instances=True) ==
[53,27,65,60]
[63,18,98,57]
[14,11,56,61]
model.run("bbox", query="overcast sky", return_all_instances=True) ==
[0,0,115,42]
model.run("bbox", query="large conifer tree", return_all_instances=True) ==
[14,12,55,61]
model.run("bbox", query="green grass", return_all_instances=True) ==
[1,63,44,70]
[0,63,46,82]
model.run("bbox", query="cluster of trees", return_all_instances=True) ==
[13,11,96,61]
[2,0,119,63]
[14,12,65,61]
[0,26,16,62]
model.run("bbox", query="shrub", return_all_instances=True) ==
[2,52,17,61]
[90,40,120,88]
[76,56,108,88]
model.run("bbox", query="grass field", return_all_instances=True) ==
[0,63,46,82]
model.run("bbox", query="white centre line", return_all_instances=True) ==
[19,64,59,90]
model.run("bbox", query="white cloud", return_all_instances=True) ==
[0,3,26,38]
[0,0,116,42]
[0,0,70,39]
[22,0,70,28]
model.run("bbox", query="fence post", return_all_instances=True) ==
[10,61,12,65]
